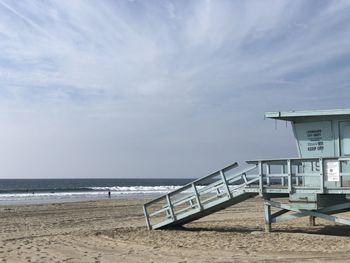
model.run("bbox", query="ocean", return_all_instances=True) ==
[0,178,193,205]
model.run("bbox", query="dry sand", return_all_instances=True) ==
[0,196,350,263]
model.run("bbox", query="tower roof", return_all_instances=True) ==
[265,109,350,121]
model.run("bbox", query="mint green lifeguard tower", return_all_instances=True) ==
[143,109,350,232]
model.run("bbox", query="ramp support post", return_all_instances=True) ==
[263,199,271,233]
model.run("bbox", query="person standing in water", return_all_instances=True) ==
[108,190,111,198]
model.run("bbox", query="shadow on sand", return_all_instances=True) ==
[170,224,350,237]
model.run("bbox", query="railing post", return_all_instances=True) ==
[143,205,152,230]
[296,164,300,186]
[319,158,324,194]
[339,158,343,188]
[287,159,292,194]
[166,194,176,221]
[259,161,263,195]
[281,165,285,186]
[242,173,248,184]
[220,170,232,198]
[266,164,271,186]
[192,183,202,211]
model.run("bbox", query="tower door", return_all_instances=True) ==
[339,122,350,186]
[340,122,350,156]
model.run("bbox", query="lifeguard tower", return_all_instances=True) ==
[143,109,350,232]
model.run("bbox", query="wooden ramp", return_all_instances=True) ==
[143,163,260,230]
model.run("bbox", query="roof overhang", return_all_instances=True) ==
[265,109,350,121]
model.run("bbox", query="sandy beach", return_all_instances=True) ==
[0,196,350,263]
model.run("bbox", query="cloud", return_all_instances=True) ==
[0,0,349,178]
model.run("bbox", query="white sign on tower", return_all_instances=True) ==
[325,160,340,182]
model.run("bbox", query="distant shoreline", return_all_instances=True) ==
[0,192,161,206]
[0,178,191,206]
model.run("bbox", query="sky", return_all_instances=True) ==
[0,0,350,178]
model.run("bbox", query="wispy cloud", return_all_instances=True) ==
[0,0,349,178]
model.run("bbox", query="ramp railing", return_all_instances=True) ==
[143,163,259,230]
[143,157,350,230]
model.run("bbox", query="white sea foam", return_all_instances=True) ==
[0,185,190,205]
[87,185,184,193]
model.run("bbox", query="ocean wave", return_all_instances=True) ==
[0,185,186,194]
[0,185,191,200]
[87,185,184,193]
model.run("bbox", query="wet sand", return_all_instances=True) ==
[0,197,350,262]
